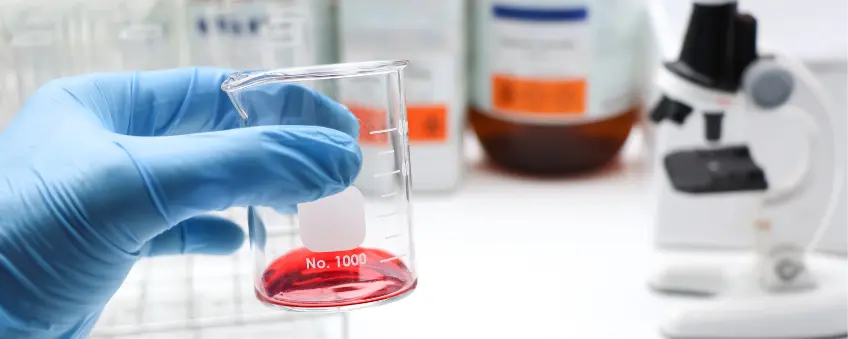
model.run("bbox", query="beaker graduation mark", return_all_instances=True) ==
[378,150,396,156]
[373,170,401,178]
[379,253,407,263]
[370,127,398,135]
[374,211,400,219]
[380,191,399,198]
[384,233,402,240]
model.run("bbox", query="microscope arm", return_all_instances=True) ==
[735,55,843,293]
[743,56,843,251]
[742,56,833,206]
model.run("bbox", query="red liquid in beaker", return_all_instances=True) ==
[258,247,416,309]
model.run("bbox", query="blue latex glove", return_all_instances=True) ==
[0,67,362,338]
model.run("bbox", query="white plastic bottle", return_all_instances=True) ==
[338,0,467,192]
[185,0,336,70]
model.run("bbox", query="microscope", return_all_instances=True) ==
[651,1,773,196]
[648,1,846,338]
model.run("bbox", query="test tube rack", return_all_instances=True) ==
[91,211,349,339]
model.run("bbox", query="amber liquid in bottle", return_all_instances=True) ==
[469,0,643,176]
[470,107,638,175]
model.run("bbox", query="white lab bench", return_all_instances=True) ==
[346,131,666,339]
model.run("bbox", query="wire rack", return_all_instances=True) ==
[90,211,349,339]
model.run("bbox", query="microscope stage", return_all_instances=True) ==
[664,145,769,194]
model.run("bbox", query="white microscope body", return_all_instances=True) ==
[647,0,847,338]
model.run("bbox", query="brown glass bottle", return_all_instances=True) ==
[470,107,638,175]
[469,0,644,176]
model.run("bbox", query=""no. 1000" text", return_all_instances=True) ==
[305,253,367,270]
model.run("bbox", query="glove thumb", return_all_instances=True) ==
[117,125,362,241]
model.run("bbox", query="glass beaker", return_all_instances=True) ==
[221,60,417,312]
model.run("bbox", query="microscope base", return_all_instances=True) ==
[652,252,847,339]
[662,288,847,339]
[650,261,728,296]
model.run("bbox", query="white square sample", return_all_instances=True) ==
[297,186,366,252]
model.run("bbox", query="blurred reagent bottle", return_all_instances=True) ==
[338,0,468,192]
[470,0,647,175]
[185,0,336,70]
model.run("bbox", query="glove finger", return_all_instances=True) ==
[117,124,362,242]
[232,81,359,139]
[34,67,358,139]
[141,215,245,257]
[28,67,238,136]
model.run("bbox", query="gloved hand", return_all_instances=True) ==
[0,67,362,338]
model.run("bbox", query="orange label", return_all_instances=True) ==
[346,104,388,145]
[491,75,586,115]
[345,104,449,144]
[407,105,448,142]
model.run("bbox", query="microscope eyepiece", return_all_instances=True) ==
[650,95,694,124]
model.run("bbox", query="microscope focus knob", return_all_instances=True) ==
[760,244,815,292]
[743,59,795,110]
